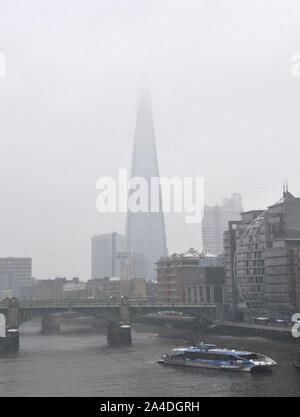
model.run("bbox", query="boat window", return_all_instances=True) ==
[184,351,213,360]
[184,352,204,359]
[238,354,258,360]
[208,353,236,361]
[172,354,184,359]
[184,352,236,361]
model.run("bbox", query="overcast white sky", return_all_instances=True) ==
[0,0,300,279]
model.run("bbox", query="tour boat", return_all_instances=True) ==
[158,343,276,372]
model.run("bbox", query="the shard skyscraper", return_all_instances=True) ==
[126,90,168,280]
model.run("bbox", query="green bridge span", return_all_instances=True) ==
[0,297,219,348]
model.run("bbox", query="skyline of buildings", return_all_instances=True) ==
[0,92,299,320]
[1,189,299,323]
[28,275,155,302]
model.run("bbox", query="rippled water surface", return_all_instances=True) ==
[0,322,299,397]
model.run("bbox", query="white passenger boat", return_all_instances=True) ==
[158,343,276,372]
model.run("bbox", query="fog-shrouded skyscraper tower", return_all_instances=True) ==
[126,90,168,280]
[202,193,243,255]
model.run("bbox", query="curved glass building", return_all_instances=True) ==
[228,190,300,319]
[234,212,266,316]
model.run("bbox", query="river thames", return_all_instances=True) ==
[0,321,299,397]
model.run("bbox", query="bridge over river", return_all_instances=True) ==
[0,297,219,349]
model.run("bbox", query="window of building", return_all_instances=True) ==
[206,287,211,303]
[213,286,223,303]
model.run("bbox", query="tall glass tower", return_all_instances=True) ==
[126,90,168,280]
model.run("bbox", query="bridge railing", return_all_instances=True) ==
[18,299,115,307]
[0,298,217,308]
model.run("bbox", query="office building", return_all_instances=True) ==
[202,193,243,255]
[224,188,300,319]
[126,90,168,280]
[0,257,32,298]
[91,232,125,279]
[156,248,225,306]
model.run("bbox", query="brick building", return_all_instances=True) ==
[156,248,225,305]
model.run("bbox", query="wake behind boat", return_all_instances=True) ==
[158,343,276,372]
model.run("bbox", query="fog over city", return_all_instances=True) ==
[0,0,300,279]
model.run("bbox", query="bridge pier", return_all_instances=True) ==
[5,329,19,351]
[107,323,132,346]
[41,314,61,334]
[106,297,132,346]
[0,331,19,352]
[0,297,20,352]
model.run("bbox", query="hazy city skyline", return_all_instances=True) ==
[0,0,300,279]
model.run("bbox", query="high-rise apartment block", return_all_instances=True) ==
[91,232,125,279]
[0,257,32,298]
[202,193,243,255]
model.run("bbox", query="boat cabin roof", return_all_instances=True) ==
[210,349,255,356]
[172,347,255,357]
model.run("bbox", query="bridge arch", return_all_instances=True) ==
[129,305,215,324]
[18,306,121,326]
